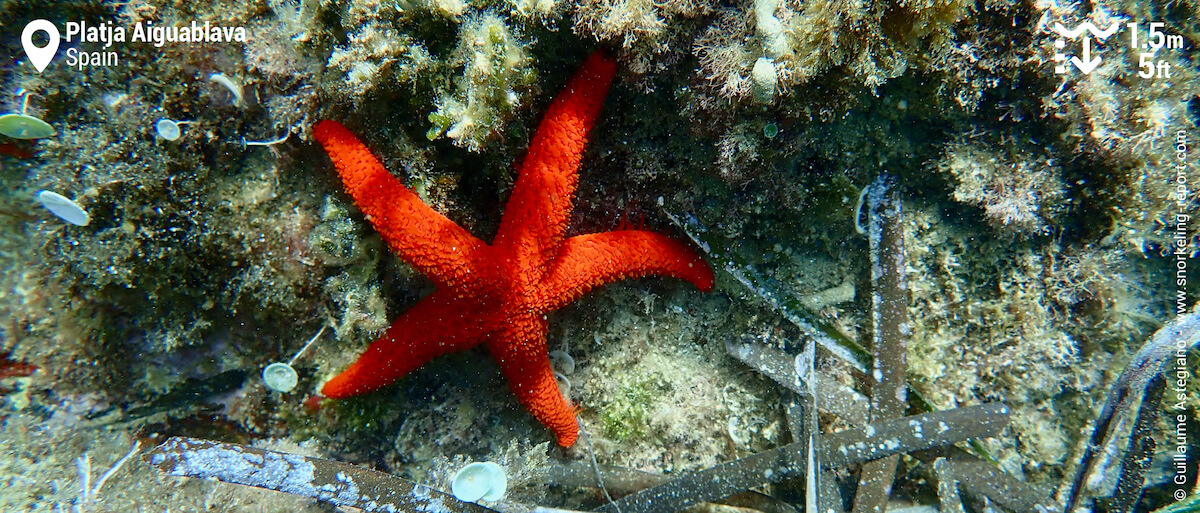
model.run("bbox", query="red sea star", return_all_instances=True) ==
[313,50,714,447]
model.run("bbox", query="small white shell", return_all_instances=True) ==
[210,73,244,107]
[36,190,90,226]
[451,462,507,503]
[156,118,182,141]
[548,349,575,375]
[262,362,299,393]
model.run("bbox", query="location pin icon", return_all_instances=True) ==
[22,19,60,73]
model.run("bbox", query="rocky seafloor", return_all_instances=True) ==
[0,0,1197,511]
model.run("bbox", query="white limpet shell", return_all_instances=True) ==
[548,349,575,375]
[156,118,183,141]
[210,73,244,107]
[36,190,90,226]
[451,461,507,503]
[262,362,299,393]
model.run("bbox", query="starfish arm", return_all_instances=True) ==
[321,289,490,398]
[539,231,715,311]
[494,50,618,272]
[314,120,485,290]
[486,317,579,447]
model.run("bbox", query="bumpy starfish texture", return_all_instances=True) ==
[313,51,714,447]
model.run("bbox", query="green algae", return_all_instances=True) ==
[600,378,662,442]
